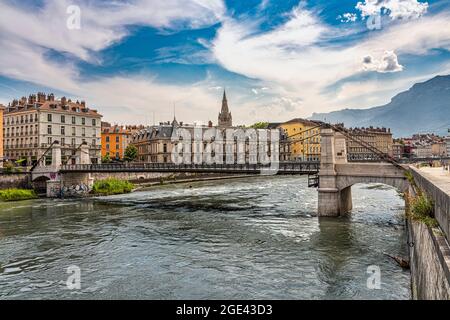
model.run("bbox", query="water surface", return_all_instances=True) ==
[0,176,410,299]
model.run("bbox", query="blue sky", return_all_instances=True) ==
[0,0,449,125]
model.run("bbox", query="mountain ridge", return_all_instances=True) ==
[309,75,450,137]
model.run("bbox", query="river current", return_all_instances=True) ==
[0,176,410,299]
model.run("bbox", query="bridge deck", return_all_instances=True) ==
[59,162,320,175]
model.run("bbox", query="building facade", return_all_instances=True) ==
[101,125,131,160]
[431,142,447,157]
[346,127,393,159]
[278,119,321,161]
[392,142,404,159]
[2,93,102,165]
[0,104,4,167]
[131,91,280,164]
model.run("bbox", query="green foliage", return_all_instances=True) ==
[411,192,434,217]
[102,153,111,163]
[409,192,437,227]
[124,145,138,162]
[405,171,415,185]
[0,189,37,202]
[3,162,14,173]
[92,178,134,195]
[250,122,269,129]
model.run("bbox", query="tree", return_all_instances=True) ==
[124,145,138,162]
[102,153,111,163]
[250,122,269,129]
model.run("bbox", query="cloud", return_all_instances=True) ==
[0,0,225,62]
[355,0,428,20]
[212,4,450,115]
[362,51,404,73]
[338,13,358,23]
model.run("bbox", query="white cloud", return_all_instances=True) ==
[338,13,358,23]
[355,0,428,20]
[0,0,224,62]
[212,4,450,116]
[362,51,404,73]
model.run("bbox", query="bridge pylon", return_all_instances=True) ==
[317,128,351,216]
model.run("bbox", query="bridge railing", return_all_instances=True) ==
[59,161,320,173]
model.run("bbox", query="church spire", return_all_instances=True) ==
[218,89,232,127]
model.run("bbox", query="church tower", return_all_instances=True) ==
[218,90,232,127]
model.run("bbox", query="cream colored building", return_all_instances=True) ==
[346,127,393,158]
[3,93,102,165]
[0,104,4,167]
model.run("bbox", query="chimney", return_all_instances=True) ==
[208,120,213,128]
[80,101,85,107]
[37,92,46,103]
[28,94,36,105]
[47,93,55,101]
[61,96,67,105]
[20,97,27,105]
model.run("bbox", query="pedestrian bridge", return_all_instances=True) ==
[30,126,410,217]
[58,162,320,175]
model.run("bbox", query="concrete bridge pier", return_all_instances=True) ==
[317,128,351,217]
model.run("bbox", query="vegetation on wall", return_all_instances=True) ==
[92,178,134,195]
[405,170,437,228]
[0,189,37,202]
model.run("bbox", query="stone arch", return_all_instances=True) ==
[337,176,409,193]
[32,175,50,194]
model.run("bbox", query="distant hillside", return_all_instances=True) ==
[310,75,450,137]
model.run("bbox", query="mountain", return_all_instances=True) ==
[310,75,450,137]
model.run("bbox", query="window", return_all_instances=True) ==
[163,143,167,153]
[72,127,76,136]
[61,137,65,146]
[116,144,119,150]
[61,126,65,135]
[48,137,52,145]
[106,136,110,142]
[81,118,85,125]
[92,139,96,146]
[116,152,119,159]
[47,114,52,122]
[72,116,76,124]
[92,119,96,126]
[106,144,110,150]
[47,125,52,134]
[71,138,76,146]
[61,115,65,123]
[116,136,119,143]
[82,128,85,136]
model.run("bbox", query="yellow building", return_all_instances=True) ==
[278,118,321,161]
[0,104,4,167]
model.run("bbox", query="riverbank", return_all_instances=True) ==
[0,188,37,202]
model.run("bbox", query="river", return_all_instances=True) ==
[0,176,410,299]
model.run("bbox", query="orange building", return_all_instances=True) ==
[0,104,4,167]
[101,125,131,160]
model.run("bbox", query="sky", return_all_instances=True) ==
[0,0,449,126]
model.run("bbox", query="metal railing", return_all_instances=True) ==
[60,161,320,174]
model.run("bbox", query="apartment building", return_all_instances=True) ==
[2,93,102,165]
[0,104,4,167]
[278,118,321,161]
[101,124,132,160]
[346,127,393,159]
